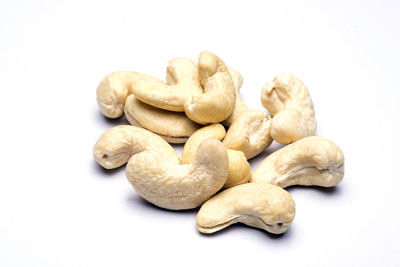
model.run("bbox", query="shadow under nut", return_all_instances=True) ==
[252,136,344,188]
[126,138,229,210]
[261,73,316,144]
[223,109,273,159]
[124,94,201,143]
[196,183,296,234]
[93,125,180,169]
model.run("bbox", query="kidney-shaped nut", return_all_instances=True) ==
[181,124,252,189]
[131,58,203,112]
[96,71,163,118]
[252,136,344,188]
[124,94,201,143]
[93,125,179,169]
[184,51,236,124]
[223,109,273,159]
[126,138,229,210]
[261,72,316,144]
[196,183,296,234]
[223,67,249,126]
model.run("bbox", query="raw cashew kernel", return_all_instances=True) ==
[184,51,236,124]
[252,136,344,188]
[93,125,179,169]
[196,183,296,234]
[131,58,203,112]
[126,138,229,210]
[261,73,316,144]
[96,71,163,118]
[223,110,273,159]
[223,67,249,126]
[181,124,252,189]
[124,94,201,143]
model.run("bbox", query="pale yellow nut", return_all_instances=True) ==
[96,71,163,118]
[223,67,248,126]
[126,138,229,210]
[124,94,201,144]
[227,67,243,93]
[93,125,179,169]
[252,136,344,188]
[196,183,296,234]
[223,110,273,159]
[223,150,252,189]
[131,58,203,112]
[181,124,252,189]
[184,51,236,124]
[181,124,226,164]
[261,73,316,144]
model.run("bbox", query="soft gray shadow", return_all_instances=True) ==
[91,160,126,177]
[95,110,130,126]
[126,194,198,215]
[286,184,342,195]
[248,141,285,166]
[197,222,294,240]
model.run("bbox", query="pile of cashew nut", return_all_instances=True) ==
[93,51,344,235]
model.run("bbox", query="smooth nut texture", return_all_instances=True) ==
[223,109,273,159]
[261,73,316,144]
[223,150,252,189]
[252,136,344,188]
[181,124,252,189]
[93,125,179,169]
[96,71,163,118]
[184,51,236,124]
[227,67,243,93]
[126,138,229,210]
[124,94,201,143]
[223,67,249,126]
[131,58,203,112]
[196,183,296,234]
[181,124,226,164]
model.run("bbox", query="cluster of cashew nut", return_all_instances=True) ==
[93,51,345,236]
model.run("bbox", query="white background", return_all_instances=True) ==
[1,0,399,266]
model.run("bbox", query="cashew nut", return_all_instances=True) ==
[251,136,344,188]
[223,67,248,126]
[196,183,296,234]
[181,124,252,189]
[93,125,179,169]
[124,94,201,143]
[183,51,236,124]
[261,73,316,144]
[96,71,163,118]
[223,110,273,159]
[131,58,203,112]
[126,138,229,210]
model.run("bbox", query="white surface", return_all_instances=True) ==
[1,0,399,266]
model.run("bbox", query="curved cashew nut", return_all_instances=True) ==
[124,94,201,143]
[196,183,296,234]
[181,124,252,189]
[96,72,163,118]
[223,110,273,159]
[252,136,344,188]
[223,67,248,126]
[261,73,316,144]
[93,125,179,169]
[183,51,236,124]
[126,138,229,210]
[131,58,203,112]
[227,67,243,93]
